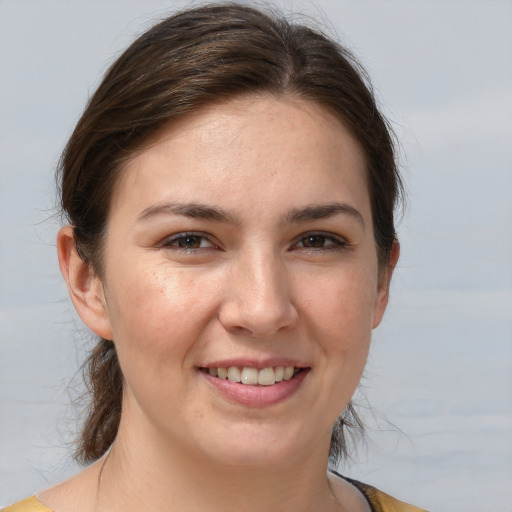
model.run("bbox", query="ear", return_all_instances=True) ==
[372,239,400,329]
[57,226,113,340]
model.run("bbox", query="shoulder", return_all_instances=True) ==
[2,497,53,512]
[349,479,428,512]
[330,472,429,512]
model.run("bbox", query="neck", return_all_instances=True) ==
[97,416,339,512]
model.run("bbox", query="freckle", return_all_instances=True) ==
[193,408,204,421]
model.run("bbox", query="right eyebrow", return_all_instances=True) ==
[284,202,365,229]
[137,201,238,224]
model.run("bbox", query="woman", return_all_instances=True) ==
[4,3,426,511]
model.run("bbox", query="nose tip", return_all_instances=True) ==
[218,259,298,338]
[219,297,299,338]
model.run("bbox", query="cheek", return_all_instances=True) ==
[103,264,223,427]
[291,269,376,425]
[297,265,378,347]
[301,268,378,404]
[104,263,220,368]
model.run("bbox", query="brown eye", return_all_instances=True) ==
[300,235,328,248]
[163,233,215,250]
[176,235,202,248]
[294,233,347,252]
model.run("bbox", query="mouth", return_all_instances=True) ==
[200,366,306,386]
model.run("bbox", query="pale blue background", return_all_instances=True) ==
[1,1,511,510]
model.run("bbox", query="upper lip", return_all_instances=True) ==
[198,358,310,369]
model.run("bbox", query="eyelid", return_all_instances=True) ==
[292,231,350,250]
[156,230,350,252]
[158,231,220,250]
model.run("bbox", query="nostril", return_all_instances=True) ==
[228,324,255,336]
[218,306,298,338]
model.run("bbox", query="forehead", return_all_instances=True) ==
[111,95,370,222]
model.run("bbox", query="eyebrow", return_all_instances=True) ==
[137,201,364,228]
[284,202,365,228]
[137,202,237,224]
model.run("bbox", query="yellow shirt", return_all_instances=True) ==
[2,488,428,512]
[348,480,428,512]
[2,497,49,512]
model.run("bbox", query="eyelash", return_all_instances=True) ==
[292,232,349,252]
[160,232,218,251]
[159,231,349,253]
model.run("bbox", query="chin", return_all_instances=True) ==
[191,425,319,470]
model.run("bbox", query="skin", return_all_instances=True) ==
[44,95,398,512]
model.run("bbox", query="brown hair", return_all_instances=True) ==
[58,2,402,465]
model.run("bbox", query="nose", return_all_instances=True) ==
[218,250,299,338]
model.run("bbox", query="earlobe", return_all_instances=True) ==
[372,239,400,329]
[57,226,113,340]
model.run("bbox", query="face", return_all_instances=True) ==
[85,95,392,467]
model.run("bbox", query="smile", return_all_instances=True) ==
[200,364,309,407]
[203,366,301,386]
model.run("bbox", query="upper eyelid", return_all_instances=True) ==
[160,231,217,247]
[157,230,348,248]
[293,231,348,244]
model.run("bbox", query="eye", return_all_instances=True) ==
[294,232,347,251]
[162,233,216,250]
[299,234,331,248]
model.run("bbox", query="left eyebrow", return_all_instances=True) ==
[284,202,365,229]
[137,201,238,224]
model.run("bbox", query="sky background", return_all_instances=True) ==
[1,1,511,510]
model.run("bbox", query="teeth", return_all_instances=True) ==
[227,366,241,383]
[283,366,294,381]
[241,367,258,385]
[208,366,297,386]
[258,367,275,386]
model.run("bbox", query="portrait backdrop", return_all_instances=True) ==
[0,1,511,510]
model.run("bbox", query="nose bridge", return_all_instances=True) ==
[219,245,298,337]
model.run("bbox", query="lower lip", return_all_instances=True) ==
[201,369,309,407]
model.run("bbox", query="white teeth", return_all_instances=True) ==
[258,367,275,386]
[227,366,241,383]
[283,366,294,380]
[241,367,258,385]
[208,365,300,385]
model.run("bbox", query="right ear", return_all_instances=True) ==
[57,226,113,340]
